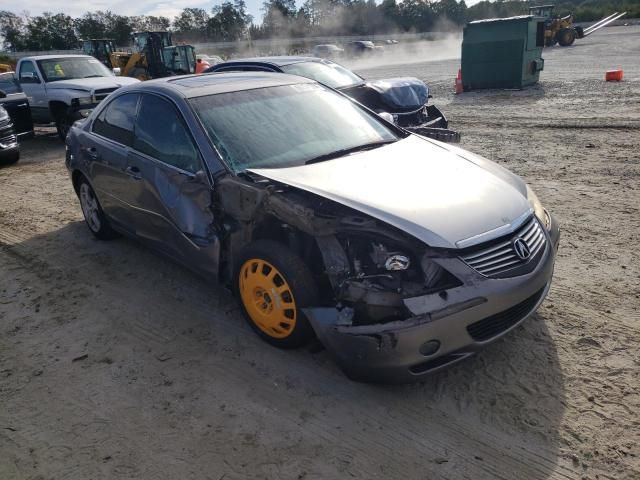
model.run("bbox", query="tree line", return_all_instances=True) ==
[1,0,638,51]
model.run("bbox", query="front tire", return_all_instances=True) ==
[77,176,119,240]
[234,240,318,349]
[558,28,576,47]
[56,112,79,141]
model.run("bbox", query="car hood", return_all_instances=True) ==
[249,135,532,249]
[46,76,139,92]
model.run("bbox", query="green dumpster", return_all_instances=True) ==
[461,15,545,90]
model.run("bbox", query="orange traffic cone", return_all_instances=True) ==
[455,69,464,94]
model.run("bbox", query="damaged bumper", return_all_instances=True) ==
[403,105,461,143]
[305,215,560,383]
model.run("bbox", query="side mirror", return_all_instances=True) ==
[0,90,6,99]
[20,72,40,84]
[192,169,208,184]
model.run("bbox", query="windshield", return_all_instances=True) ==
[190,83,398,172]
[37,57,114,82]
[281,61,362,89]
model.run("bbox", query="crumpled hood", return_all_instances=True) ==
[250,135,532,249]
[366,77,429,111]
[46,76,139,93]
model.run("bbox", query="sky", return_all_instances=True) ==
[2,0,486,25]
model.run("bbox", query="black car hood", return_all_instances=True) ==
[340,77,429,113]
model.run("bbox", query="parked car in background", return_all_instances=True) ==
[66,72,559,383]
[204,56,460,142]
[197,54,224,65]
[15,55,139,139]
[0,105,20,164]
[312,44,344,59]
[0,72,34,165]
[344,40,378,57]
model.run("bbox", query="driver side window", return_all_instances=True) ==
[133,94,202,173]
[19,61,38,83]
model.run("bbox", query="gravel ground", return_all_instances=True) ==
[1,26,639,480]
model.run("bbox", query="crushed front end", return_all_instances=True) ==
[304,212,560,383]
[341,77,461,143]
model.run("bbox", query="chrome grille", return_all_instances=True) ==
[460,217,546,277]
[93,88,118,102]
[0,134,17,149]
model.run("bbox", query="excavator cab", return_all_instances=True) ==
[162,45,197,75]
[82,39,117,69]
[528,5,555,19]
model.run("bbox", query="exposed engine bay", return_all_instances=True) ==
[217,173,461,326]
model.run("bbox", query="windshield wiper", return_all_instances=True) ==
[83,75,105,78]
[304,140,396,165]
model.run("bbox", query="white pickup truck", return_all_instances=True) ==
[16,54,139,139]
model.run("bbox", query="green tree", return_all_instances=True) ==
[173,8,209,41]
[0,11,26,50]
[24,12,78,50]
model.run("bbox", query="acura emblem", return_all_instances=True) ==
[513,238,531,260]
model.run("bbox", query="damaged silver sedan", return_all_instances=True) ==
[65,72,560,383]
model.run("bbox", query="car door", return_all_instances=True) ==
[84,92,140,230]
[17,60,48,122]
[126,92,218,276]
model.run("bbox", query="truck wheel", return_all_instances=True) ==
[558,28,576,47]
[234,240,318,349]
[56,113,75,141]
[77,176,119,240]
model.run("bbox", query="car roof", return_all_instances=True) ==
[126,71,316,99]
[215,56,322,68]
[20,54,94,61]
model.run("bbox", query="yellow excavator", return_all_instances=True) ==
[109,31,197,80]
[529,5,627,47]
[82,39,117,69]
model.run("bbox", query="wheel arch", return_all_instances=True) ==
[49,100,69,120]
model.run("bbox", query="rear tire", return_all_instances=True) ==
[234,240,318,349]
[558,28,576,47]
[77,176,119,240]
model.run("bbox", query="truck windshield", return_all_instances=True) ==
[190,83,399,172]
[36,57,114,82]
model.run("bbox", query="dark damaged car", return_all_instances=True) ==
[204,57,460,142]
[65,73,559,383]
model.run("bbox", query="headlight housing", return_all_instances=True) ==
[74,96,93,106]
[0,106,9,122]
[526,184,550,229]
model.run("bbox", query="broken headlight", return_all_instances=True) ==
[526,184,550,229]
[370,242,410,272]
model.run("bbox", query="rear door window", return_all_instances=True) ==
[133,94,202,173]
[92,93,139,146]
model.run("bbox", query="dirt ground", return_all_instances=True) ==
[1,26,639,480]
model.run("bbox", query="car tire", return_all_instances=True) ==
[77,176,119,240]
[234,240,318,349]
[0,149,20,165]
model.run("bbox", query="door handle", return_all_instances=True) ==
[85,147,99,160]
[125,165,142,180]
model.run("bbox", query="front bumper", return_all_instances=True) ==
[402,106,461,143]
[305,214,560,383]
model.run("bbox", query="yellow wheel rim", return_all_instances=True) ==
[239,259,297,339]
